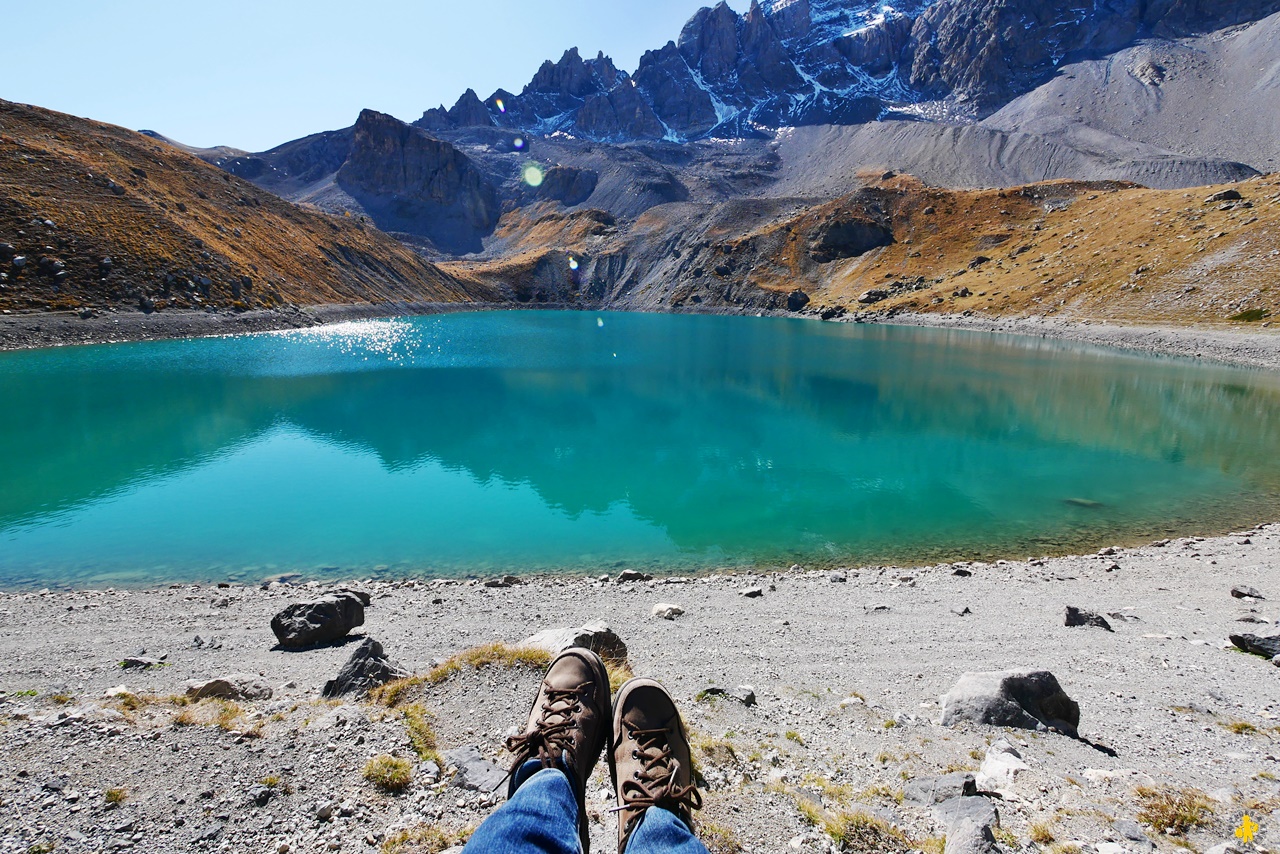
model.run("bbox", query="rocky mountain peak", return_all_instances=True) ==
[415,0,1280,141]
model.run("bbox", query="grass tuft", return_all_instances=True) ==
[364,754,413,793]
[785,730,805,746]
[1134,785,1213,836]
[380,823,472,854]
[1222,720,1259,735]
[104,787,127,805]
[1029,820,1056,844]
[426,643,552,685]
[404,703,441,763]
[700,822,745,854]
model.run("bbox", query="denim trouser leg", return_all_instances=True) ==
[462,762,581,854]
[624,806,709,854]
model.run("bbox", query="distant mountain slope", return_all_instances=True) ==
[0,100,488,316]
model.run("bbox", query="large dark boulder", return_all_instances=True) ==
[1231,633,1280,659]
[322,637,408,698]
[1064,605,1114,632]
[270,591,366,648]
[941,669,1080,736]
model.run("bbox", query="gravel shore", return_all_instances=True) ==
[1,526,1276,854]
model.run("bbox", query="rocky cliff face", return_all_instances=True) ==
[413,0,1280,140]
[337,109,501,253]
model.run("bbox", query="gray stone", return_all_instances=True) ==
[615,569,652,583]
[119,657,162,669]
[1232,585,1265,599]
[1065,606,1114,631]
[483,576,520,588]
[952,605,973,617]
[940,669,1080,736]
[520,620,628,664]
[321,638,408,698]
[651,603,684,620]
[1113,819,1152,846]
[1205,844,1247,854]
[697,685,757,706]
[418,760,441,784]
[787,290,811,311]
[932,795,999,832]
[943,818,999,854]
[1205,189,1243,203]
[270,592,366,647]
[1231,632,1280,659]
[445,745,507,792]
[186,675,273,702]
[249,784,273,807]
[903,772,977,805]
[741,586,765,598]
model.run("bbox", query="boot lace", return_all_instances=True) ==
[612,721,703,836]
[505,685,588,769]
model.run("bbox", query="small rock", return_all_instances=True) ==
[315,800,339,822]
[1232,585,1265,600]
[1064,605,1113,632]
[445,745,507,792]
[864,603,890,613]
[520,620,628,664]
[697,685,757,706]
[650,603,684,620]
[741,587,765,598]
[119,657,161,669]
[952,568,973,577]
[1205,189,1243,203]
[903,772,977,805]
[951,605,972,617]
[249,785,273,807]
[1113,819,1151,846]
[483,576,519,588]
[975,740,1028,792]
[829,572,847,583]
[321,638,408,698]
[186,675,273,702]
[615,569,652,583]
[933,796,999,832]
[943,817,999,854]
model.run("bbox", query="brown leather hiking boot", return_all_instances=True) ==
[505,647,611,853]
[610,677,704,851]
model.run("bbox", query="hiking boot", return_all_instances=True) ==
[610,677,704,851]
[505,647,611,853]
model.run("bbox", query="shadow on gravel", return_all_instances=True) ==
[270,633,366,653]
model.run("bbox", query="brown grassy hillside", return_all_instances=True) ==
[450,170,1280,328]
[0,100,490,315]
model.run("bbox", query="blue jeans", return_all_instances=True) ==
[463,762,708,854]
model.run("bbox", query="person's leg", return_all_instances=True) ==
[463,648,611,854]
[609,677,707,854]
[621,806,710,854]
[462,761,580,854]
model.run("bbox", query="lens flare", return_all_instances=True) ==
[597,317,604,328]
[521,163,545,187]
[513,137,525,150]
[569,256,580,271]
[495,98,506,113]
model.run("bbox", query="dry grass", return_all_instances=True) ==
[700,822,745,854]
[1222,720,1260,735]
[403,703,441,764]
[0,100,489,316]
[1029,820,1056,844]
[796,798,913,853]
[364,755,413,793]
[104,787,127,805]
[1134,785,1214,836]
[380,823,472,854]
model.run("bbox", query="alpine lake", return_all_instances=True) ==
[3,310,1279,588]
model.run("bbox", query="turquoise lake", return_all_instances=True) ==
[3,310,1280,587]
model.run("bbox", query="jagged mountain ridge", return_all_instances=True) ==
[415,0,1280,141]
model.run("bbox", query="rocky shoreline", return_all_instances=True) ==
[1,526,1276,854]
[4,302,1280,376]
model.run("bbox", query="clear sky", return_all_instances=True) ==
[2,1,750,153]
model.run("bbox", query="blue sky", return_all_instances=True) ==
[3,1,748,153]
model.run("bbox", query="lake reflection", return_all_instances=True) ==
[2,311,1278,586]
